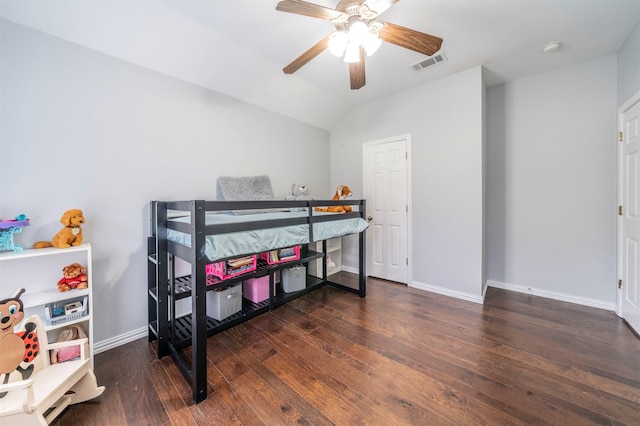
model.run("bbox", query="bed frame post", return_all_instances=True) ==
[359,199,366,297]
[168,254,176,349]
[321,239,328,281]
[155,202,170,357]
[190,200,208,403]
[148,203,157,344]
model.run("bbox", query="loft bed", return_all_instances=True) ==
[147,197,367,403]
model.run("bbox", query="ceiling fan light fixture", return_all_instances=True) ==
[344,42,361,63]
[363,34,382,56]
[348,20,370,45]
[276,0,443,90]
[358,4,377,20]
[329,31,349,57]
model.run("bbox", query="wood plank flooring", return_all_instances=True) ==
[55,274,640,425]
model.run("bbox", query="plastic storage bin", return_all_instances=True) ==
[282,265,306,293]
[242,276,273,303]
[44,295,88,327]
[207,255,257,280]
[206,284,242,321]
[259,246,300,265]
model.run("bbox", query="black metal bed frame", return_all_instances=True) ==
[147,199,366,403]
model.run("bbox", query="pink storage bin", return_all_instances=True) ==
[259,245,301,265]
[242,276,273,303]
[207,255,257,280]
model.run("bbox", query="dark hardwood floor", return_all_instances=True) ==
[54,274,640,425]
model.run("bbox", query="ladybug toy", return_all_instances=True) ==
[0,288,38,397]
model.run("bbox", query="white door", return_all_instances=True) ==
[619,97,640,334]
[363,136,410,284]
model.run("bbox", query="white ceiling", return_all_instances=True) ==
[1,0,639,130]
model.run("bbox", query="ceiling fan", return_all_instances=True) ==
[276,0,443,90]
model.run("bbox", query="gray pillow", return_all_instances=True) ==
[216,175,277,215]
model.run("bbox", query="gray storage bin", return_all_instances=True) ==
[282,265,306,293]
[206,284,242,320]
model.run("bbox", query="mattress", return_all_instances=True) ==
[167,210,368,262]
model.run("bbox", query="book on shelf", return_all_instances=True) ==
[226,263,254,275]
[226,256,254,268]
[279,248,296,257]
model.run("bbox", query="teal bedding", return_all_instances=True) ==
[167,210,368,262]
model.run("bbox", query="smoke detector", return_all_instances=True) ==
[543,42,561,53]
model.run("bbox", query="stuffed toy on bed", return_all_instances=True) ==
[285,183,320,201]
[314,185,353,213]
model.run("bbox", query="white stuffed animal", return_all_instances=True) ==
[285,183,320,201]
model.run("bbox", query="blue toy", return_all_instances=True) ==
[0,214,30,253]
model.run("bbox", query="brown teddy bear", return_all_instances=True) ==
[33,209,85,249]
[57,263,88,292]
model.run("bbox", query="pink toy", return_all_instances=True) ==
[50,325,86,364]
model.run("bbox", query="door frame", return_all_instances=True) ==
[362,134,413,285]
[617,90,640,319]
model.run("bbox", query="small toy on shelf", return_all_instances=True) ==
[33,209,85,249]
[50,324,86,364]
[57,263,88,292]
[51,306,65,317]
[0,214,30,253]
[326,255,336,270]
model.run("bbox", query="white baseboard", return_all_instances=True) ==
[94,326,148,355]
[341,265,359,274]
[409,281,484,304]
[486,280,616,311]
[342,267,485,304]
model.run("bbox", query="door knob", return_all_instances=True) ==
[367,216,373,221]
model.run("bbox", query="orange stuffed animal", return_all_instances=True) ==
[33,209,85,249]
[314,185,353,213]
[57,263,88,292]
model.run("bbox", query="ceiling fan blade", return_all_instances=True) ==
[276,0,346,21]
[349,49,366,90]
[379,21,443,56]
[283,35,330,74]
[362,0,400,15]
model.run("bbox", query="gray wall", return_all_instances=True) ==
[618,20,640,107]
[330,67,486,302]
[0,20,331,349]
[331,53,619,308]
[486,55,618,307]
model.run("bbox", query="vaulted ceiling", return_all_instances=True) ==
[1,1,639,130]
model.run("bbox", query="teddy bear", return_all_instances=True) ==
[57,263,88,292]
[285,183,320,201]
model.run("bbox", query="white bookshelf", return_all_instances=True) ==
[308,237,342,277]
[0,243,95,365]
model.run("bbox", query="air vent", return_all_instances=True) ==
[410,52,447,72]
